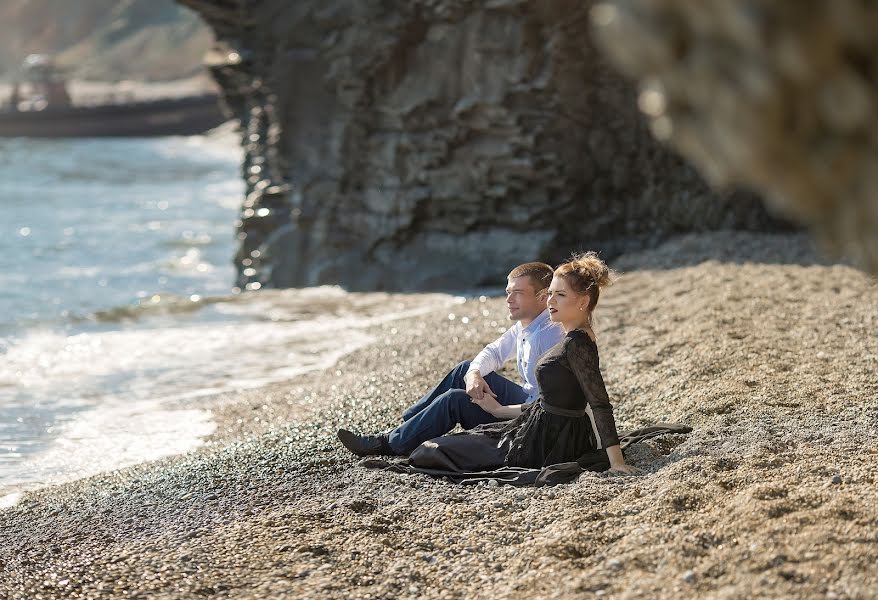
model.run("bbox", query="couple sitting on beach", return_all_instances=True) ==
[338,254,684,483]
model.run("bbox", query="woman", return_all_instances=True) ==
[405,251,638,476]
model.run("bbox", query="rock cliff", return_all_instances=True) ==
[180,0,783,291]
[592,0,878,274]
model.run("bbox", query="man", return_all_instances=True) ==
[337,261,564,456]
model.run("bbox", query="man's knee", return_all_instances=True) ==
[445,360,471,388]
[442,389,494,429]
[438,389,472,415]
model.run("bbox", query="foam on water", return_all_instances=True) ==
[0,131,455,505]
[0,288,453,501]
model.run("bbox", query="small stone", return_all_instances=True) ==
[487,480,499,488]
[683,570,696,583]
[607,559,622,570]
[831,475,842,485]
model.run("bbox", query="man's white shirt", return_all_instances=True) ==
[465,309,565,403]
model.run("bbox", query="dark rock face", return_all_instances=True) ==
[180,0,783,291]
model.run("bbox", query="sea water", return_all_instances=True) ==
[0,130,450,502]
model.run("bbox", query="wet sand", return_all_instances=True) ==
[1,231,877,599]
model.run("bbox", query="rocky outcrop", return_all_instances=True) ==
[592,0,878,274]
[180,0,784,291]
[0,0,211,81]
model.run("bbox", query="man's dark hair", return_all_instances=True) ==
[507,262,553,292]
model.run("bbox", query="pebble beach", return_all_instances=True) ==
[2,231,877,599]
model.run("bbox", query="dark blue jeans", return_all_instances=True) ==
[388,360,529,455]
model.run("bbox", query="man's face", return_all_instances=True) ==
[505,275,548,322]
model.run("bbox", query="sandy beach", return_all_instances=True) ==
[1,231,877,599]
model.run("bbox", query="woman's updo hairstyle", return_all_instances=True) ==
[554,251,613,314]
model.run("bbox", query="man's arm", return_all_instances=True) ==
[466,326,517,378]
[464,326,518,400]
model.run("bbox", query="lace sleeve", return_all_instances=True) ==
[568,335,620,448]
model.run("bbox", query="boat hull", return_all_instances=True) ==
[0,94,228,137]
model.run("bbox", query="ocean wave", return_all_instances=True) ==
[87,292,234,323]
[159,233,216,248]
[84,287,455,325]
[0,285,455,496]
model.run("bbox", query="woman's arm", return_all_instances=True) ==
[605,445,638,474]
[470,394,524,420]
[569,338,636,473]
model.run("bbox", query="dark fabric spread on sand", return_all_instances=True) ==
[361,424,692,486]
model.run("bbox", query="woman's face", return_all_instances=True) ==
[546,275,588,327]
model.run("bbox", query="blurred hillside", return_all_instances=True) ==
[0,0,212,82]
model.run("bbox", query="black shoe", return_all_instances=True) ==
[337,429,395,456]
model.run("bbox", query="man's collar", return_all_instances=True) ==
[521,309,550,333]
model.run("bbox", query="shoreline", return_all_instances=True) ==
[2,231,877,598]
[0,290,456,502]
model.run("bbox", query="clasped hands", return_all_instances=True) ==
[465,371,503,416]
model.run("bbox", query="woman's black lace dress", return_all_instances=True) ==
[407,329,621,471]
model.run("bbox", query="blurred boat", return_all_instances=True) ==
[0,55,228,138]
[0,94,228,137]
